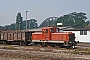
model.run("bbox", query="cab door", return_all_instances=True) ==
[42,29,50,40]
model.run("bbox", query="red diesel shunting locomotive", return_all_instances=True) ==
[32,27,77,48]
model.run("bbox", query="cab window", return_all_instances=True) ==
[56,29,59,32]
[45,29,48,33]
[50,28,54,33]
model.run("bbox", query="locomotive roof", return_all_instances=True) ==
[42,27,59,29]
[0,30,32,33]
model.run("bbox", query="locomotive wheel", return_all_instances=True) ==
[42,42,46,46]
[59,44,63,48]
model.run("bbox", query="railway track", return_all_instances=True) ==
[0,43,89,60]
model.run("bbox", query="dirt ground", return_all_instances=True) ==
[0,44,90,60]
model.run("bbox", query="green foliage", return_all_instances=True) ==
[2,46,18,50]
[1,19,38,30]
[0,26,3,30]
[85,24,90,28]
[22,19,38,29]
[72,48,90,55]
[29,19,38,29]
[16,12,23,30]
[0,23,16,30]
[56,15,74,27]
[56,12,88,28]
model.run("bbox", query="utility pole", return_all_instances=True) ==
[25,10,28,30]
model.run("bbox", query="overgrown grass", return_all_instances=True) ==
[72,48,90,55]
[2,46,18,50]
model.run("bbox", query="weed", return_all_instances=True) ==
[2,46,18,50]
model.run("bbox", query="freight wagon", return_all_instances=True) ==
[0,31,33,45]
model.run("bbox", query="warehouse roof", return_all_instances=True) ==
[27,26,74,32]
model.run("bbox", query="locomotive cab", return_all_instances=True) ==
[42,27,59,41]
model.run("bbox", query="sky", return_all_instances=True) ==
[0,0,90,26]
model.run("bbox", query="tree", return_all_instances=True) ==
[69,12,87,28]
[29,19,38,29]
[22,19,38,29]
[10,23,16,30]
[56,14,74,27]
[56,12,88,28]
[85,21,90,28]
[16,12,23,30]
[4,23,16,30]
[0,26,3,30]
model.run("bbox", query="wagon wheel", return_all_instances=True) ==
[4,41,7,45]
[19,41,25,46]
